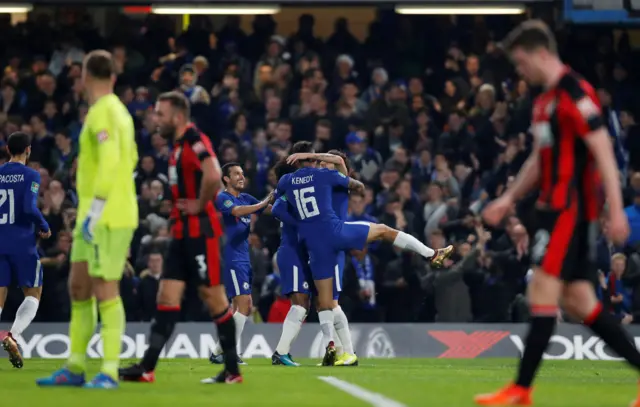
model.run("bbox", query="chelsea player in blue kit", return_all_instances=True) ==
[0,132,51,368]
[270,142,316,367]
[210,162,274,365]
[279,151,453,365]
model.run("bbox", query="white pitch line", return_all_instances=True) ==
[318,376,407,407]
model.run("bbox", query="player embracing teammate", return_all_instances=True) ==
[272,142,453,365]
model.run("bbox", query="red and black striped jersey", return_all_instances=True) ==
[531,68,604,221]
[168,124,223,239]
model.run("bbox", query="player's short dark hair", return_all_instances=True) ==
[327,149,351,174]
[292,141,314,154]
[221,162,241,185]
[84,50,116,80]
[502,19,557,55]
[157,91,191,119]
[273,158,297,180]
[7,131,31,156]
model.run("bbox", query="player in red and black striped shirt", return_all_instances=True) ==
[119,92,242,384]
[476,20,638,406]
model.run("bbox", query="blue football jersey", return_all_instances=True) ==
[215,190,262,263]
[0,162,49,255]
[277,167,350,226]
[333,188,349,221]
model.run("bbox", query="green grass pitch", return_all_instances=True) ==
[1,358,638,407]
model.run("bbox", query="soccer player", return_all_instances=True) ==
[36,50,138,389]
[277,152,452,365]
[473,20,640,406]
[209,162,273,365]
[118,91,241,385]
[270,142,316,367]
[0,131,51,369]
[302,149,358,366]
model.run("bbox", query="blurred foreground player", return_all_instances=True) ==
[119,92,241,384]
[0,132,51,369]
[37,50,138,389]
[209,162,273,365]
[475,20,640,406]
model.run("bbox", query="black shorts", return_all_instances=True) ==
[529,206,598,283]
[163,236,224,287]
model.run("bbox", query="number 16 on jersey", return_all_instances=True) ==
[293,187,319,220]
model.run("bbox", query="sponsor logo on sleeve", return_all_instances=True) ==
[224,200,233,208]
[192,141,206,154]
[31,182,39,193]
[577,96,599,119]
[96,130,109,143]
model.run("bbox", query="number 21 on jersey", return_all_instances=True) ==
[0,188,15,225]
[293,187,319,220]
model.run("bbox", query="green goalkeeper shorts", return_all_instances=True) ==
[71,225,134,281]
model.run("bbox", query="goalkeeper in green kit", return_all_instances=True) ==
[37,50,138,389]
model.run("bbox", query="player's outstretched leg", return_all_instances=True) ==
[475,269,560,406]
[273,301,307,366]
[37,262,96,387]
[366,223,453,266]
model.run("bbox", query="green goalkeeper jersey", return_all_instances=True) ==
[76,93,138,229]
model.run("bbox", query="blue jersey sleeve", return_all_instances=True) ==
[215,192,236,215]
[322,169,350,189]
[272,195,297,226]
[24,171,49,232]
[275,175,289,197]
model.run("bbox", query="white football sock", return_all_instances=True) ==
[233,312,248,353]
[318,310,334,344]
[333,326,344,356]
[275,305,306,355]
[393,231,435,258]
[10,296,39,337]
[0,306,3,320]
[333,306,354,355]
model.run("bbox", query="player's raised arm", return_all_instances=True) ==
[347,177,365,194]
[23,171,49,235]
[288,153,348,176]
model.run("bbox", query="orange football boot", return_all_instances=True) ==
[474,383,533,406]
[630,381,640,407]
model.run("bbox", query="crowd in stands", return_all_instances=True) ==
[1,9,640,325]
